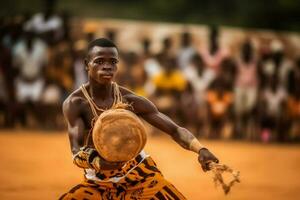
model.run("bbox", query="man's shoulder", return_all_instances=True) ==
[63,87,86,111]
[119,85,134,96]
[119,85,143,101]
[118,85,138,100]
[118,85,156,113]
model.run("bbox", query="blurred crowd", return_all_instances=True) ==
[1,6,300,143]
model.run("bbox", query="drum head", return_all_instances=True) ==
[92,109,147,162]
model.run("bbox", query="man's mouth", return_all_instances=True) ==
[100,74,113,79]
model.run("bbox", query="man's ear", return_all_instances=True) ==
[84,58,89,71]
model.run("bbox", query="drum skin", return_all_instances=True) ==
[92,109,147,162]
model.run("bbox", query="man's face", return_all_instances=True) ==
[86,46,119,84]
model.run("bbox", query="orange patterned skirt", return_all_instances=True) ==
[59,156,186,200]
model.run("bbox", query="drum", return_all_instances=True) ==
[92,109,147,162]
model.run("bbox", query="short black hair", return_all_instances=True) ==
[87,38,117,51]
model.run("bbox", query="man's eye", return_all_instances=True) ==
[95,60,104,64]
[111,60,118,65]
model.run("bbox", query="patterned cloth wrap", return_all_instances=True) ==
[60,152,186,200]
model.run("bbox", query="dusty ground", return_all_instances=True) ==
[0,130,299,200]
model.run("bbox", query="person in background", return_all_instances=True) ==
[0,23,15,128]
[127,52,149,97]
[259,76,287,142]
[206,77,234,139]
[182,53,216,137]
[40,75,63,130]
[179,81,199,135]
[270,40,293,90]
[234,39,258,140]
[73,39,88,90]
[46,39,74,99]
[201,26,227,76]
[152,57,187,122]
[177,31,197,70]
[143,38,166,81]
[258,40,293,91]
[286,57,300,141]
[25,0,63,44]
[12,30,48,127]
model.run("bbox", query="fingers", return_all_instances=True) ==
[209,153,219,164]
[198,157,207,172]
[199,159,210,172]
[199,159,218,172]
[212,156,219,163]
[198,151,219,172]
[201,164,207,172]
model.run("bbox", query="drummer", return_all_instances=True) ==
[59,38,219,200]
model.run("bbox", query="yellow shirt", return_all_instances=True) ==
[133,87,147,97]
[153,70,187,91]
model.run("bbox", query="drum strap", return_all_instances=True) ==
[80,82,123,146]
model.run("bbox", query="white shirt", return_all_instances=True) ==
[177,47,197,69]
[143,58,162,78]
[25,13,62,34]
[264,87,287,115]
[13,39,48,80]
[183,64,216,103]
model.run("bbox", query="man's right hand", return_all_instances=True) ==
[90,156,101,171]
[198,148,219,172]
[73,147,99,169]
[73,147,124,171]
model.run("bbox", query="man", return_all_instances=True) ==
[60,38,219,199]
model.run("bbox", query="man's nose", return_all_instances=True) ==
[102,63,113,71]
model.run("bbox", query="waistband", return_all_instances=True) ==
[84,150,149,183]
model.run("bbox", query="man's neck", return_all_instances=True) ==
[88,78,112,100]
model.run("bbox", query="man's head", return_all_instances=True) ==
[85,38,119,84]
[241,40,253,64]
[181,31,192,48]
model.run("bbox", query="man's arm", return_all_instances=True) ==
[62,96,101,171]
[62,97,86,155]
[130,94,219,171]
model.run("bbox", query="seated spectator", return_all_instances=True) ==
[143,37,172,80]
[179,81,199,135]
[40,76,64,130]
[143,54,162,81]
[153,57,187,93]
[219,58,237,90]
[206,78,233,139]
[152,57,187,121]
[128,53,150,97]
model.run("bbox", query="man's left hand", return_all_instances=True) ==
[198,148,219,172]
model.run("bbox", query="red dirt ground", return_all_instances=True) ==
[0,130,300,200]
